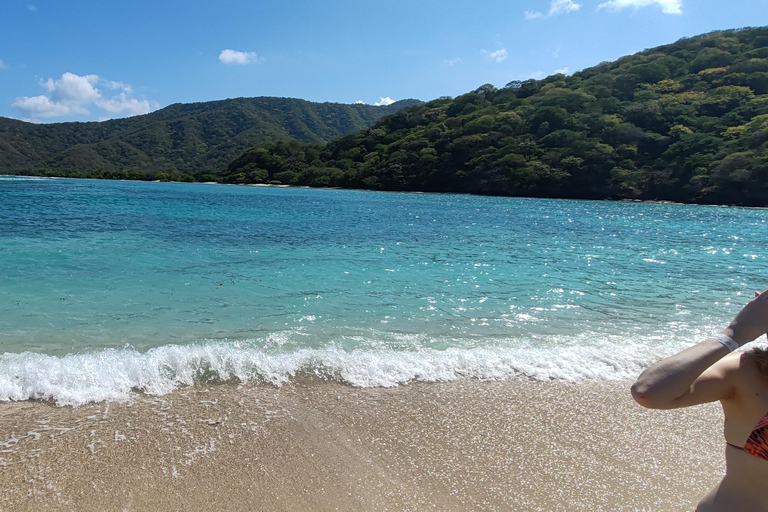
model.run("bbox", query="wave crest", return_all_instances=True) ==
[0,341,656,406]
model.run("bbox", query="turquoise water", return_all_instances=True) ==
[2,176,767,404]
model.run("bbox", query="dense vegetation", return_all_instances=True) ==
[225,27,768,205]
[0,97,420,181]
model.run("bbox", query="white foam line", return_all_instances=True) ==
[0,340,667,406]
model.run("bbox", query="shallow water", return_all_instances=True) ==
[1,176,767,404]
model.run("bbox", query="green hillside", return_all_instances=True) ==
[225,27,768,205]
[0,97,421,180]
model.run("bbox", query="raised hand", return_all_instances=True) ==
[723,289,768,345]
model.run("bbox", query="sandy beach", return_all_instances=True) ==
[0,379,723,512]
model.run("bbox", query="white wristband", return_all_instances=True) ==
[712,333,739,352]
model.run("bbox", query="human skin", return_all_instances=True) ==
[632,290,768,512]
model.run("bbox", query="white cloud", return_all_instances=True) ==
[42,73,101,104]
[219,49,262,65]
[105,80,131,92]
[550,0,581,14]
[530,71,544,78]
[11,72,158,121]
[11,95,83,118]
[445,57,461,66]
[525,0,581,18]
[0,59,5,69]
[483,49,508,63]
[554,66,570,74]
[355,100,366,104]
[374,97,396,106]
[597,0,682,14]
[95,93,156,116]
[27,4,37,11]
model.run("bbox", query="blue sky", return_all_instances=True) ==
[1,0,766,123]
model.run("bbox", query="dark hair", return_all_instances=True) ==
[752,347,768,377]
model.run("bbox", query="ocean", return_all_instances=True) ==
[1,175,766,406]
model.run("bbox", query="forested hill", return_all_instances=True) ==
[226,26,768,206]
[0,97,421,179]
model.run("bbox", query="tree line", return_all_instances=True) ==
[0,97,421,176]
[223,27,768,205]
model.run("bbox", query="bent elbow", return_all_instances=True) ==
[630,381,669,409]
[630,381,652,407]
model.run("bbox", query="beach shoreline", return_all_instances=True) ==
[0,379,723,511]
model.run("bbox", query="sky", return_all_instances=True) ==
[1,0,767,123]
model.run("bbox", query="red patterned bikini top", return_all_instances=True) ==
[727,411,768,460]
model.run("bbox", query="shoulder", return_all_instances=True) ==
[721,350,768,423]
[732,349,768,381]
[707,351,759,386]
[743,348,768,377]
[699,350,768,376]
[730,350,768,381]
[719,350,768,404]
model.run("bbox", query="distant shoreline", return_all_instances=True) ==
[0,172,750,207]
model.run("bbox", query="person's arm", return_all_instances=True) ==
[631,342,738,409]
[631,289,768,410]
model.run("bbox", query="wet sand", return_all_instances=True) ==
[0,379,723,511]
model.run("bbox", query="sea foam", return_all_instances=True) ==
[0,339,664,406]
